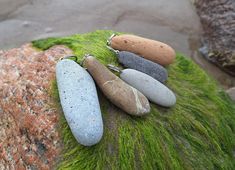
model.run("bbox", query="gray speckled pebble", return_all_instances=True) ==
[56,59,103,146]
[120,69,176,107]
[118,51,168,83]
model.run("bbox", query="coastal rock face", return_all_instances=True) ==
[195,0,235,75]
[83,55,150,116]
[56,59,103,146]
[117,51,168,83]
[0,44,73,169]
[120,69,176,107]
[110,34,176,66]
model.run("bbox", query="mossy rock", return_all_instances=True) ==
[32,30,235,170]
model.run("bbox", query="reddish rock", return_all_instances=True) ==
[0,44,73,169]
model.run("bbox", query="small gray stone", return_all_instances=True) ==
[120,69,176,107]
[226,87,235,102]
[117,51,168,83]
[56,59,103,146]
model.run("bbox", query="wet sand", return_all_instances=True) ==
[0,0,234,88]
[0,0,201,54]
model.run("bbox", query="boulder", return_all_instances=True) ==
[0,44,73,169]
[195,0,235,75]
[1,30,235,169]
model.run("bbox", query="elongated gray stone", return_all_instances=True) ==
[56,59,103,146]
[117,51,168,83]
[120,69,176,107]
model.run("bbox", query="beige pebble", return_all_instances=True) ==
[110,34,176,66]
[83,55,150,116]
[226,87,235,102]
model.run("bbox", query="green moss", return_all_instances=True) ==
[32,30,235,170]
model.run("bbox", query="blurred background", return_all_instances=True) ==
[0,0,234,89]
[0,0,201,56]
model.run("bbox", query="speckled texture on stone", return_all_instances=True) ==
[195,0,235,76]
[83,55,150,116]
[56,59,103,146]
[111,34,176,66]
[118,51,168,83]
[120,69,176,107]
[0,44,73,169]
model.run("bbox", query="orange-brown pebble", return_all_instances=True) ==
[110,34,176,66]
[83,55,150,116]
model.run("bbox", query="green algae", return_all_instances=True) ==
[32,30,235,170]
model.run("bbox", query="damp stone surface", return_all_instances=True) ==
[117,51,168,83]
[56,59,103,146]
[120,69,176,107]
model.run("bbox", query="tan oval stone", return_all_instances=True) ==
[110,34,176,66]
[83,55,150,116]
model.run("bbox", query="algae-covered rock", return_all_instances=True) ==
[0,30,233,169]
[31,30,235,170]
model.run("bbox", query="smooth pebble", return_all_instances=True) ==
[120,69,176,107]
[110,34,175,66]
[117,51,168,83]
[83,55,150,116]
[56,59,103,146]
[110,34,176,66]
